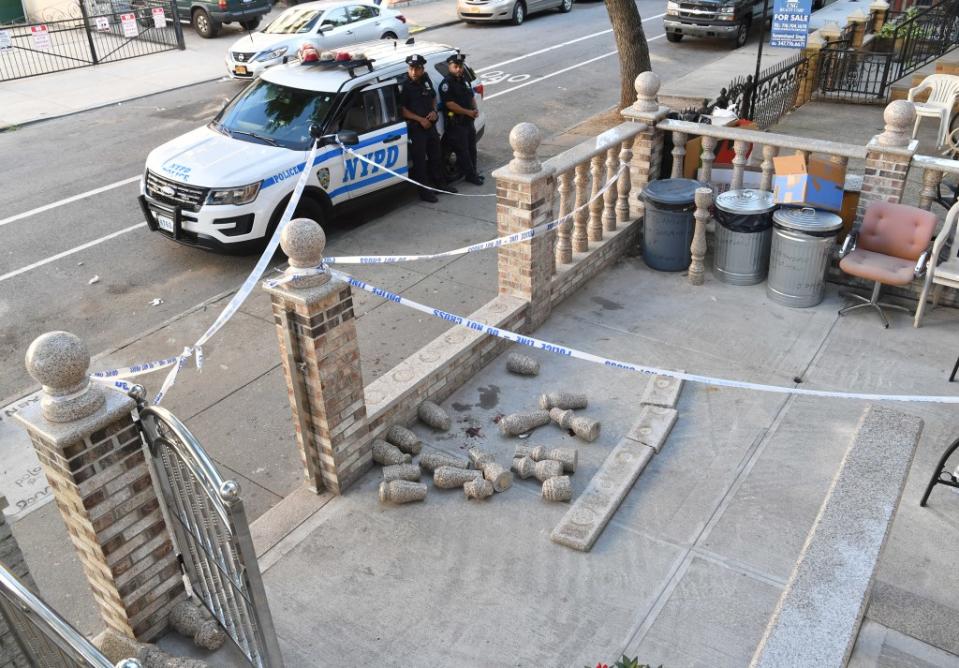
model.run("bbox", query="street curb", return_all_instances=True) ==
[412,17,463,33]
[0,74,226,134]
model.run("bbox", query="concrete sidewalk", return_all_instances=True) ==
[0,0,458,130]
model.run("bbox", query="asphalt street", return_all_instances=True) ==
[0,0,741,399]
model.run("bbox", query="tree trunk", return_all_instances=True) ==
[605,0,652,109]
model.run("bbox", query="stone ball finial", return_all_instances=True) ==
[633,71,661,113]
[847,8,868,21]
[820,21,842,37]
[508,122,542,174]
[279,217,329,288]
[878,100,916,147]
[806,31,826,49]
[869,0,889,10]
[25,331,105,423]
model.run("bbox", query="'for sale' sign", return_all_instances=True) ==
[770,0,812,48]
[120,12,139,37]
[152,7,166,28]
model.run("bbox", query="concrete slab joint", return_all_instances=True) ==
[265,219,373,496]
[13,331,184,641]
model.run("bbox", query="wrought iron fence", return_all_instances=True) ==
[0,564,141,668]
[816,48,894,101]
[136,404,283,668]
[889,0,959,80]
[706,52,809,129]
[0,0,184,81]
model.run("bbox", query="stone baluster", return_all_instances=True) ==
[671,132,687,179]
[12,333,184,641]
[556,170,573,264]
[700,136,718,185]
[572,162,589,252]
[616,140,633,224]
[760,144,778,192]
[857,100,919,224]
[588,154,604,242]
[689,187,713,286]
[265,219,372,495]
[919,168,943,211]
[492,122,556,329]
[602,145,619,233]
[731,140,750,190]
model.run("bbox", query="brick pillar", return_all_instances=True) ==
[0,496,32,667]
[491,123,556,330]
[621,71,670,218]
[796,32,825,107]
[870,0,889,33]
[12,332,184,641]
[857,100,918,225]
[265,219,372,495]
[848,9,868,48]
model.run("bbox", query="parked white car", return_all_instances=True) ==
[225,0,410,79]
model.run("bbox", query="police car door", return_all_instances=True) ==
[332,81,407,200]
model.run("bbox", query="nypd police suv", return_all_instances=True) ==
[139,39,485,251]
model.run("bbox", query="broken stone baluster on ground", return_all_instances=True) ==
[373,439,412,466]
[549,408,600,442]
[468,446,495,469]
[464,477,494,500]
[169,600,226,651]
[382,463,422,482]
[514,445,577,473]
[542,476,573,502]
[379,480,428,504]
[95,629,210,668]
[385,425,423,455]
[506,352,540,376]
[499,410,551,436]
[538,392,588,410]
[434,466,483,489]
[418,400,451,431]
[419,451,470,472]
[480,461,513,492]
[511,457,563,482]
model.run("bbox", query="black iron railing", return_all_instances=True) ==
[0,0,184,81]
[889,0,959,80]
[705,52,809,129]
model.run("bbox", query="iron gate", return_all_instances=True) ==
[815,48,894,102]
[0,563,141,667]
[0,0,184,82]
[136,404,283,668]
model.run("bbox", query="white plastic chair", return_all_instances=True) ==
[915,200,959,327]
[909,74,959,149]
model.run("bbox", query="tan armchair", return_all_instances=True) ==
[838,201,937,328]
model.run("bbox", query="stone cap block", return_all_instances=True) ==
[13,387,134,448]
[265,272,349,307]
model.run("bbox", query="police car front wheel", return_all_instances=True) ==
[267,197,326,248]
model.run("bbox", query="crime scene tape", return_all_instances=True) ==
[339,141,495,197]
[322,267,959,405]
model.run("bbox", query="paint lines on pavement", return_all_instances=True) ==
[0,222,147,284]
[0,175,140,228]
[484,33,665,101]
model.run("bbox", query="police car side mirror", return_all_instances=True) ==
[336,130,360,146]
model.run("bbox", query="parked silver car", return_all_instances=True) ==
[457,0,572,25]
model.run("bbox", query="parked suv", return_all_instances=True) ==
[139,40,486,252]
[177,0,271,38]
[664,0,763,48]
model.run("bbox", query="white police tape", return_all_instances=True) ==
[91,356,180,381]
[274,164,627,273]
[328,267,959,404]
[339,141,496,197]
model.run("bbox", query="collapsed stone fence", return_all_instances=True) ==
[4,67,959,666]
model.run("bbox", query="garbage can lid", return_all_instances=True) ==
[772,206,843,233]
[642,178,702,206]
[715,189,776,215]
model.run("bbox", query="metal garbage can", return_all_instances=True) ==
[641,178,701,272]
[713,189,775,286]
[767,207,843,308]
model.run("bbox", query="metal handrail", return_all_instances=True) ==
[0,565,141,668]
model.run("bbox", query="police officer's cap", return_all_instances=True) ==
[405,54,427,67]
[446,53,466,65]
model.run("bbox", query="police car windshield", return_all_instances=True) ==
[213,80,336,150]
[263,8,322,33]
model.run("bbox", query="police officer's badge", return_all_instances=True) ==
[316,167,331,190]
[440,81,449,93]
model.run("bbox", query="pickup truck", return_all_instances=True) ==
[664,0,825,48]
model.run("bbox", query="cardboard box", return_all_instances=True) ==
[772,154,846,212]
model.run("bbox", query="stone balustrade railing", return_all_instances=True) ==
[914,154,959,211]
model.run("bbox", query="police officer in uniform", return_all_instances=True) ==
[399,54,455,203]
[440,53,483,186]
